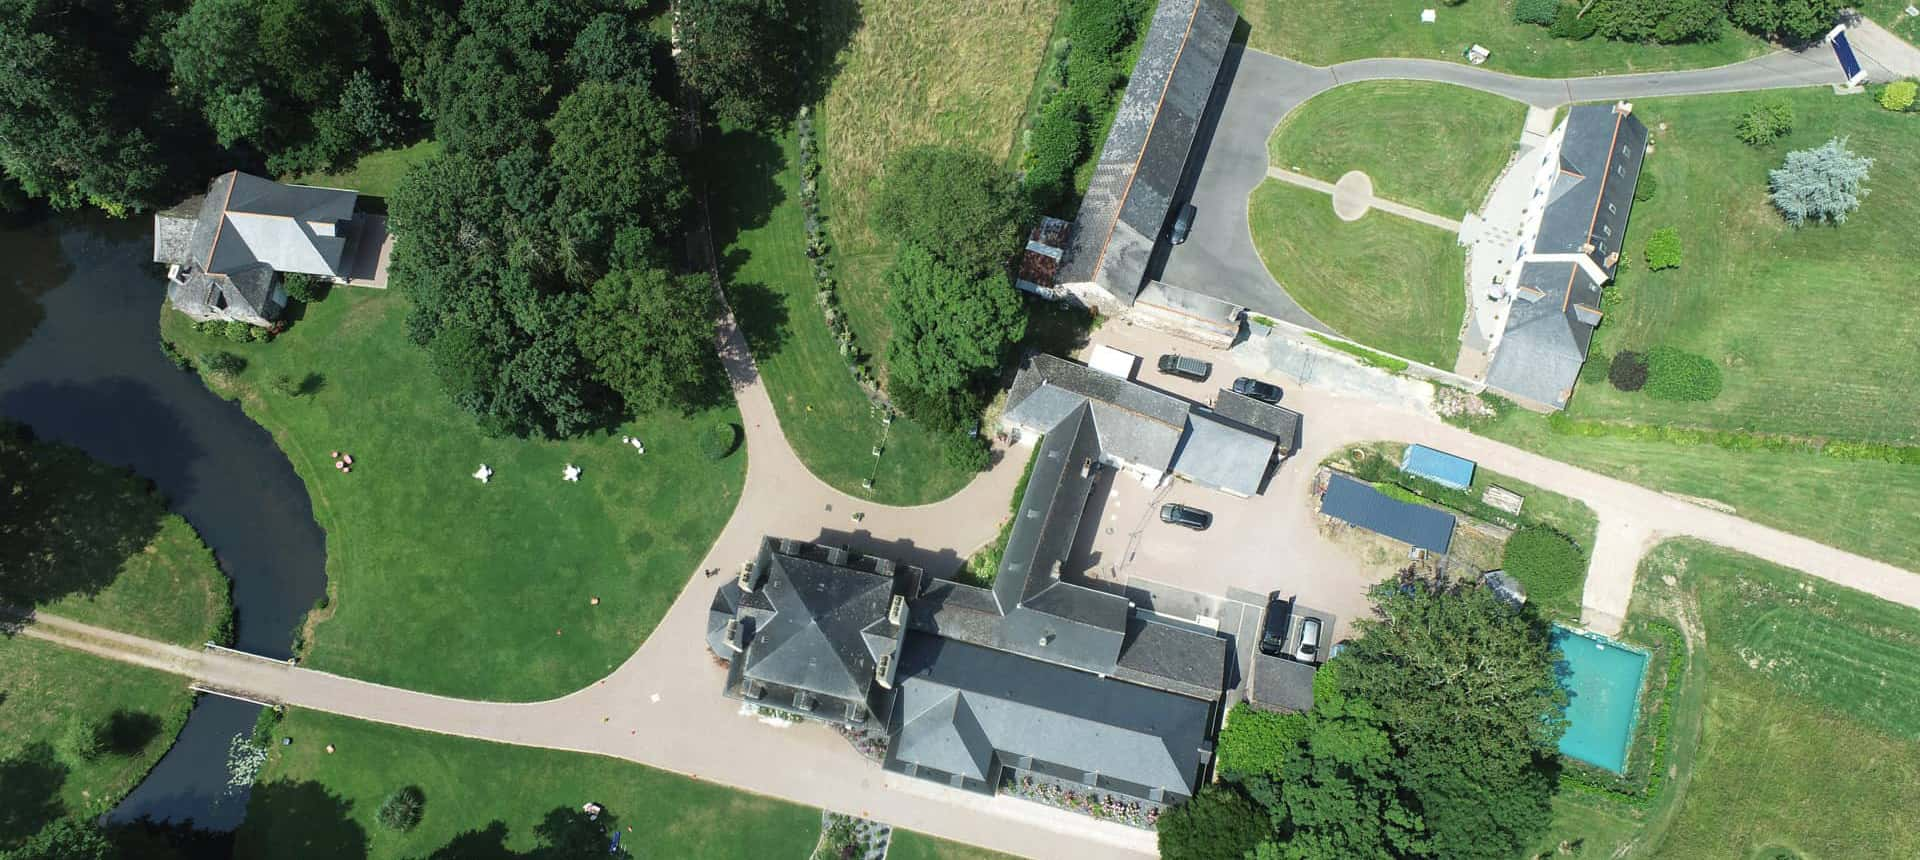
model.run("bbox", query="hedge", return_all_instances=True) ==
[1514,0,1561,26]
[1644,346,1722,401]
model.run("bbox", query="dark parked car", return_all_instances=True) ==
[1259,595,1292,658]
[1159,503,1212,531]
[1231,376,1283,404]
[1157,353,1213,382]
[1169,203,1197,245]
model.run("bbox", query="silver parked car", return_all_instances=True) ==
[1296,616,1322,662]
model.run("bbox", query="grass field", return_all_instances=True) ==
[888,830,1020,860]
[706,128,974,504]
[818,0,1057,353]
[1630,541,1920,858]
[232,709,818,858]
[162,290,747,700]
[0,437,229,849]
[1268,81,1529,217]
[1475,406,1920,571]
[1248,180,1465,368]
[287,140,442,199]
[1232,0,1769,78]
[1568,89,1920,444]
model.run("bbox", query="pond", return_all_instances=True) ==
[0,214,329,828]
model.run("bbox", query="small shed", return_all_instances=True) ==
[1321,472,1455,553]
[1087,345,1141,379]
[1401,444,1476,490]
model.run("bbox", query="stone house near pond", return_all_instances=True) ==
[153,171,367,326]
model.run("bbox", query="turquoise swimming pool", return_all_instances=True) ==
[1552,626,1649,773]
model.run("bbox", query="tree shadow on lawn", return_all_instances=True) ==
[0,418,173,611]
[233,779,369,860]
[414,805,628,859]
[0,742,68,848]
[95,709,165,758]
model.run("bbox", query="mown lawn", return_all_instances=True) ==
[1632,541,1920,858]
[233,709,818,859]
[1570,88,1920,444]
[162,290,747,700]
[1268,81,1529,217]
[818,0,1057,352]
[705,128,974,504]
[888,830,1020,860]
[287,140,442,199]
[1860,1,1920,42]
[1475,406,1920,571]
[1248,180,1464,368]
[1232,0,1769,77]
[0,436,230,848]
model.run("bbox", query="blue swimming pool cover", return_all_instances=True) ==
[1552,626,1650,773]
[1401,444,1476,490]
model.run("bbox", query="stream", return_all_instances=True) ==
[0,214,329,829]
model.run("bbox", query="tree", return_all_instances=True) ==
[567,12,664,89]
[676,0,810,127]
[1156,785,1268,860]
[1608,350,1649,391]
[1216,703,1310,778]
[1769,137,1873,227]
[1734,99,1795,146]
[873,146,1031,277]
[548,82,688,268]
[883,244,1026,423]
[1643,226,1682,270]
[281,274,328,304]
[1269,707,1430,859]
[1501,526,1586,602]
[2,818,113,860]
[377,785,426,832]
[575,268,720,414]
[1588,0,1725,44]
[334,69,403,150]
[1728,0,1842,42]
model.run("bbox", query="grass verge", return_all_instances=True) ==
[1268,81,1528,216]
[1232,0,1768,78]
[1249,180,1464,368]
[162,290,746,700]
[232,709,818,858]
[704,128,973,504]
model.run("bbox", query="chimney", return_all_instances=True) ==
[722,619,745,652]
[1614,100,1633,116]
[1080,458,1093,478]
[887,595,907,626]
[875,653,895,689]
[824,545,848,566]
[736,562,758,593]
[1603,251,1620,269]
[1049,561,1063,580]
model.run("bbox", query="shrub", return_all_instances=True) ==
[1502,525,1585,603]
[703,422,740,460]
[1216,702,1309,778]
[62,717,107,761]
[941,432,992,473]
[1734,99,1794,146]
[1770,137,1873,227]
[377,785,426,832]
[1515,0,1562,26]
[1644,346,1722,401]
[1608,350,1649,391]
[1878,79,1917,112]
[159,339,192,370]
[1643,227,1682,270]
[199,350,246,378]
[1633,172,1657,202]
[223,321,260,342]
[1579,351,1610,385]
[1550,3,1600,39]
[281,272,329,303]
[1156,785,1267,860]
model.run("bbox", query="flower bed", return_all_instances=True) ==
[1003,772,1161,829]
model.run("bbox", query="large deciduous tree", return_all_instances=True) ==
[1728,0,1842,42]
[576,268,720,413]
[548,82,688,269]
[677,0,811,128]
[882,244,1026,430]
[873,146,1032,278]
[1156,785,1269,860]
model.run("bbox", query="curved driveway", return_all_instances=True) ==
[1160,46,1844,325]
[16,45,1911,860]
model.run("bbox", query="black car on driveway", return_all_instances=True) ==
[1259,594,1292,658]
[1231,376,1283,404]
[1157,354,1213,382]
[1159,503,1212,530]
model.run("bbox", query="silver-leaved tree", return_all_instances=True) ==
[1769,137,1874,227]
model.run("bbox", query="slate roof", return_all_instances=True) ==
[1170,410,1274,496]
[1247,653,1317,713]
[1485,260,1603,409]
[738,551,898,700]
[884,633,1213,799]
[1113,615,1229,701]
[158,171,357,277]
[1320,472,1455,553]
[1207,390,1301,454]
[1002,353,1189,472]
[1059,0,1236,303]
[1535,104,1647,280]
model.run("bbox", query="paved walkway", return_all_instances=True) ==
[1161,45,1847,326]
[1264,167,1465,231]
[1850,17,1920,79]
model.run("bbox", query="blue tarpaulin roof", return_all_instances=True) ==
[1401,445,1476,490]
[1321,473,1456,553]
